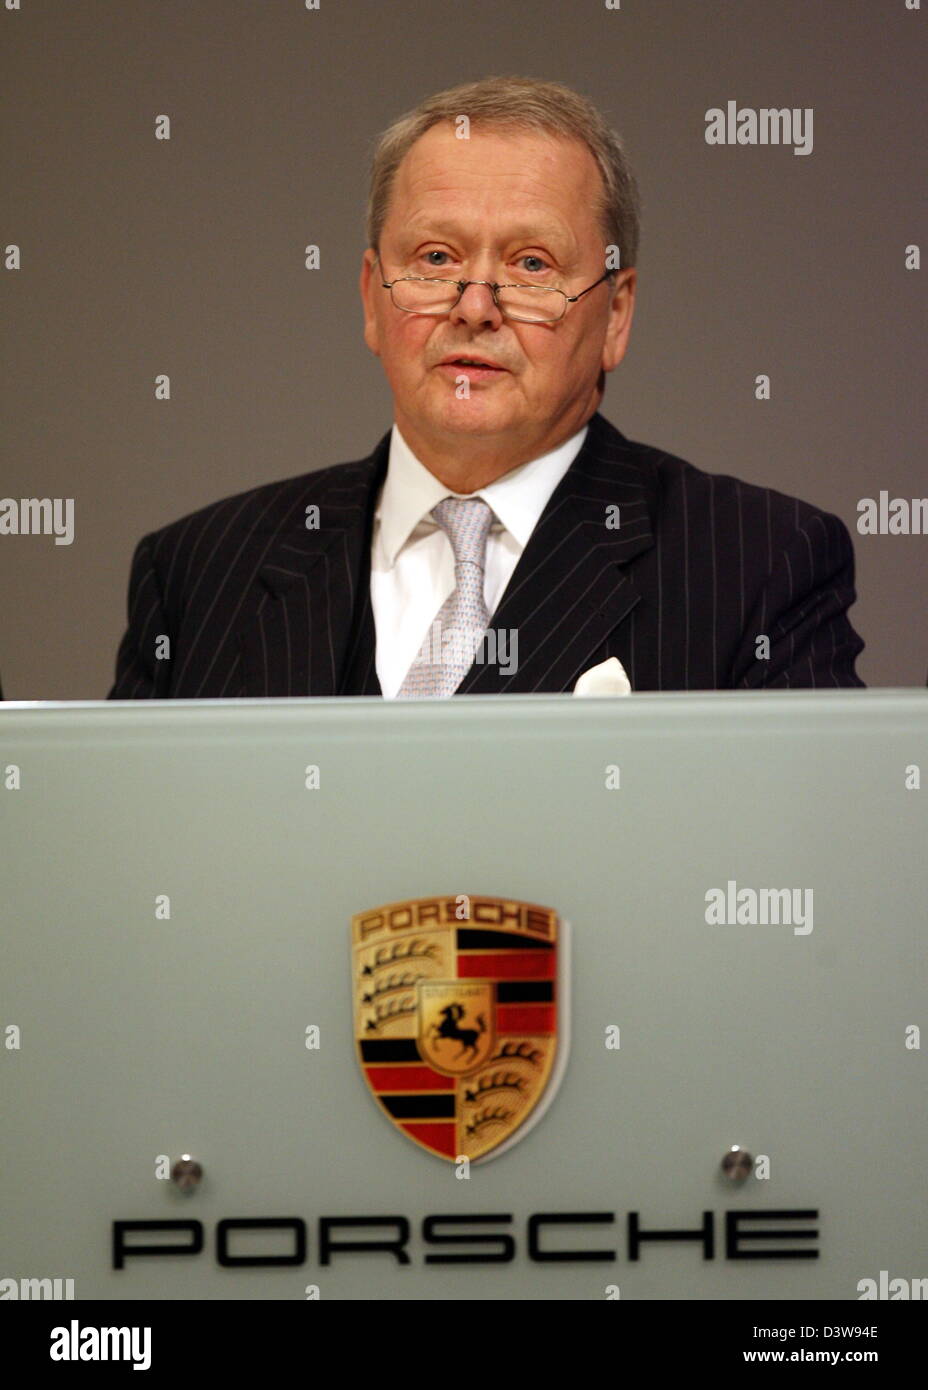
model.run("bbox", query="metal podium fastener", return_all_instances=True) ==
[720,1146,753,1181]
[170,1155,203,1193]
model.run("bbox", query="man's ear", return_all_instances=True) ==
[601,268,637,374]
[359,249,381,357]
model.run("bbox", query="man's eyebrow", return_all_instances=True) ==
[399,218,573,249]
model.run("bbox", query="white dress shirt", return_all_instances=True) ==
[371,422,589,697]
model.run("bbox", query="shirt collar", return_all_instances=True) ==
[375,421,589,567]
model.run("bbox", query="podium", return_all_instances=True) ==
[1,691,926,1300]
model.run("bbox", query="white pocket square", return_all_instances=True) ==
[572,657,632,696]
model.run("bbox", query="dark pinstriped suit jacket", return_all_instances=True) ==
[108,410,865,699]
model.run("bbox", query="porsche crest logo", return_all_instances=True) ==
[352,895,564,1162]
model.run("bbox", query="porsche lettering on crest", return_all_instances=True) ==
[352,896,564,1162]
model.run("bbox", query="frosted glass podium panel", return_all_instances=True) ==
[1,691,925,1301]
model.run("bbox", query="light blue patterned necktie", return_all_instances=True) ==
[396,496,494,698]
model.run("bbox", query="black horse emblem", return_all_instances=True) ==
[428,1002,487,1061]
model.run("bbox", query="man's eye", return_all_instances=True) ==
[517,255,549,274]
[424,250,450,267]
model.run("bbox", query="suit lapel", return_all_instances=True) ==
[338,557,383,696]
[240,435,389,696]
[457,412,655,694]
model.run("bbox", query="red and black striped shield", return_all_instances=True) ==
[352,895,564,1162]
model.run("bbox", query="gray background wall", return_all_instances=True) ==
[1,0,924,697]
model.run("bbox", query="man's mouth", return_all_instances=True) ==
[437,355,509,374]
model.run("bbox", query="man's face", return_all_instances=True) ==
[360,123,636,479]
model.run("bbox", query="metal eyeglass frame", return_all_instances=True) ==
[375,256,617,324]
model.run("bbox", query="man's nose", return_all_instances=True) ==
[449,280,504,330]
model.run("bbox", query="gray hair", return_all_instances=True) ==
[366,76,641,270]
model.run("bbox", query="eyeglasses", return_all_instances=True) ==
[377,261,616,324]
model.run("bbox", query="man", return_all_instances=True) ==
[109,77,865,699]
